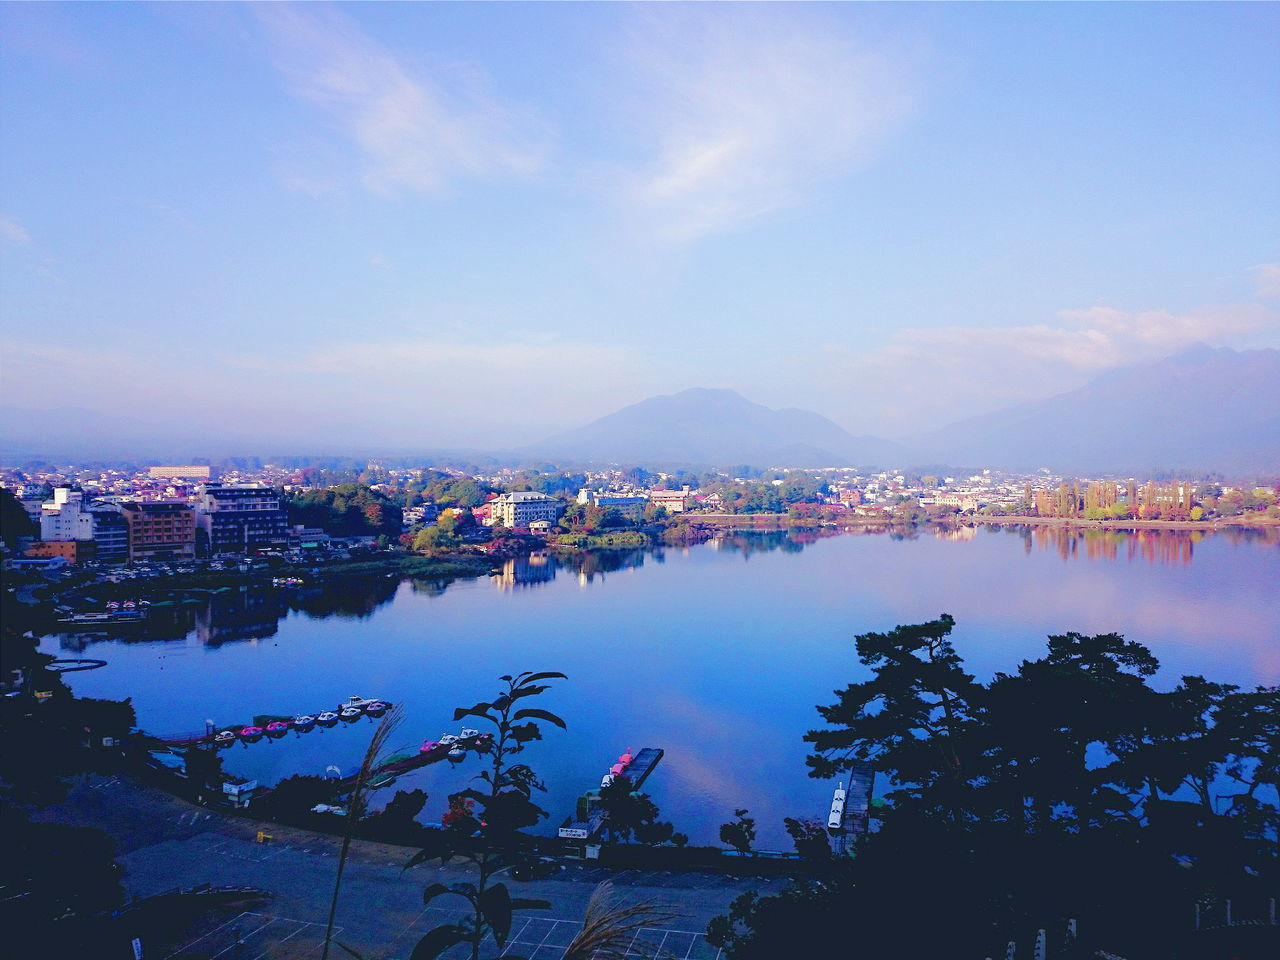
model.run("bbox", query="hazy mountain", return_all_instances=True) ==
[916,345,1280,474]
[524,388,901,468]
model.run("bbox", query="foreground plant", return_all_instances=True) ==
[406,671,566,960]
[321,704,404,960]
[562,881,678,960]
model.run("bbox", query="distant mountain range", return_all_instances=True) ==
[914,344,1280,474]
[525,346,1280,474]
[522,387,903,468]
[5,346,1277,475]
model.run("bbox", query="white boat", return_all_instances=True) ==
[439,733,460,745]
[600,774,615,789]
[339,707,361,721]
[343,695,380,711]
[317,712,339,727]
[827,782,847,832]
[447,745,465,759]
[460,727,479,739]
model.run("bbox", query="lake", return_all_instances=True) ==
[41,525,1280,848]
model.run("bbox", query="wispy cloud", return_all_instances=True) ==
[255,5,548,195]
[0,215,30,245]
[611,8,913,243]
[1253,262,1280,299]
[816,300,1279,433]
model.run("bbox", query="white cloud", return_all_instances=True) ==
[0,215,30,245]
[816,301,1280,433]
[1253,262,1280,299]
[255,6,548,194]
[611,9,913,243]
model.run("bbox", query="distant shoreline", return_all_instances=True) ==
[969,515,1279,531]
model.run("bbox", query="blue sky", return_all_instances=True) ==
[2,2,1277,451]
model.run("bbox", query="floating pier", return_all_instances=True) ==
[560,746,664,843]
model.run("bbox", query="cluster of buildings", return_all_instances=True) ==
[11,476,291,568]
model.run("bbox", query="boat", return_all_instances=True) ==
[339,707,361,721]
[447,745,465,760]
[239,726,264,742]
[439,733,460,745]
[828,782,847,832]
[214,730,236,746]
[293,715,316,731]
[364,701,389,717]
[420,739,440,753]
[601,774,615,788]
[265,721,290,737]
[609,763,625,776]
[317,712,339,727]
[343,695,381,711]
[460,727,479,739]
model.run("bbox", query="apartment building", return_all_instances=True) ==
[120,501,197,562]
[486,491,562,528]
[195,483,288,555]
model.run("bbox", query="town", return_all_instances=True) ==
[2,458,1277,576]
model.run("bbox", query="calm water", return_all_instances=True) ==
[41,526,1280,848]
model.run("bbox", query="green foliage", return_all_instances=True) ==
[0,487,37,546]
[287,484,403,538]
[713,618,1280,958]
[718,808,756,854]
[408,671,566,960]
[782,817,831,860]
[598,777,678,845]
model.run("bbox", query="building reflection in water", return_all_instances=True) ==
[1001,523,1279,567]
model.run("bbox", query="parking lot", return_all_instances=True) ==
[39,776,788,960]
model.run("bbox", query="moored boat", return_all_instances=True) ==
[317,712,339,727]
[293,715,316,730]
[365,700,389,717]
[239,725,264,741]
[265,721,290,737]
[339,707,361,721]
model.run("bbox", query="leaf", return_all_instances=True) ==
[508,722,543,743]
[515,671,567,687]
[421,882,450,906]
[480,882,514,948]
[509,685,550,702]
[404,830,454,869]
[453,702,495,723]
[409,925,465,960]
[512,708,566,730]
[511,898,551,912]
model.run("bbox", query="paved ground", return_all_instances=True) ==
[34,775,789,959]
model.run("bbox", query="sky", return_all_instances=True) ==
[2,2,1278,453]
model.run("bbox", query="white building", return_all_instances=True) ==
[487,491,563,528]
[40,488,95,541]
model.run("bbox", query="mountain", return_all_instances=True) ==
[916,345,1280,474]
[523,388,901,468]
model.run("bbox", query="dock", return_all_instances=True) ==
[559,746,664,844]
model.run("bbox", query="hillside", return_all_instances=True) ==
[523,388,900,468]
[915,345,1280,474]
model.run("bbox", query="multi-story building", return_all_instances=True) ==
[486,491,562,528]
[40,488,96,542]
[148,465,216,480]
[648,488,694,513]
[585,492,647,521]
[88,504,129,563]
[120,501,197,562]
[195,483,288,555]
[24,540,91,564]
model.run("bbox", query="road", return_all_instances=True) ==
[33,775,791,959]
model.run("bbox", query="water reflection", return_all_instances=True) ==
[996,523,1279,566]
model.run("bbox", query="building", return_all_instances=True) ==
[590,493,646,521]
[24,540,91,564]
[648,488,694,514]
[195,483,288,555]
[148,465,216,480]
[40,488,96,542]
[120,501,197,562]
[88,503,128,563]
[486,491,562,528]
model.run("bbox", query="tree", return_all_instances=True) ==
[782,817,831,860]
[719,808,756,854]
[597,777,676,845]
[0,488,36,547]
[406,671,566,960]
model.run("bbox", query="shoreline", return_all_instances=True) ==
[969,516,1279,531]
